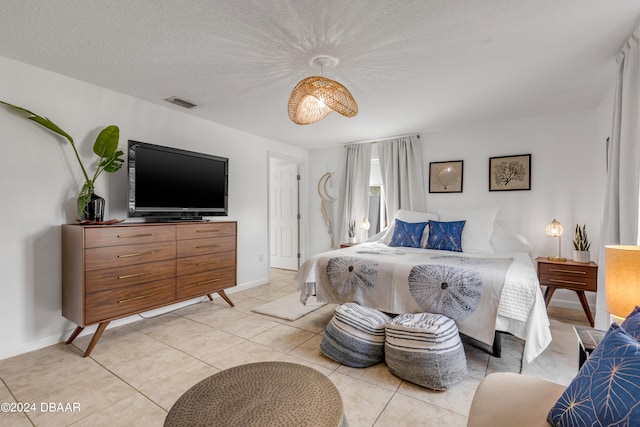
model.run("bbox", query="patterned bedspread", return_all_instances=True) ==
[294,242,552,364]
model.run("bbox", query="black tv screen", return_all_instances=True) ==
[128,140,228,219]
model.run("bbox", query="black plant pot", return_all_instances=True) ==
[80,192,105,222]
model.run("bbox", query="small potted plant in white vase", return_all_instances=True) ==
[347,220,356,244]
[572,224,591,263]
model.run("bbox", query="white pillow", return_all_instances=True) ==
[381,210,439,247]
[490,223,533,254]
[438,207,499,252]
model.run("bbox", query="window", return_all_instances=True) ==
[368,158,386,238]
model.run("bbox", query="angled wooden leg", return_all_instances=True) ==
[544,287,556,307]
[576,291,595,327]
[83,321,110,357]
[207,294,214,301]
[216,290,235,307]
[65,326,84,345]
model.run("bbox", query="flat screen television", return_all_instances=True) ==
[127,140,228,220]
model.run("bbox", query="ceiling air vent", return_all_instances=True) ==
[165,96,197,109]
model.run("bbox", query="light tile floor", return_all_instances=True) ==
[0,269,587,427]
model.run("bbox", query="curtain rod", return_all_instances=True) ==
[345,133,420,146]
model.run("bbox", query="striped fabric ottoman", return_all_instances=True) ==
[320,303,393,368]
[385,312,467,390]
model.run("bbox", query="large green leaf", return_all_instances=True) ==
[0,100,74,144]
[93,125,119,158]
[100,150,125,173]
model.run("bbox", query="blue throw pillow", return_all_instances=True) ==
[547,323,640,426]
[389,219,428,248]
[426,220,465,252]
[621,306,640,341]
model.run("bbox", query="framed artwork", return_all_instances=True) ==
[489,154,531,191]
[429,160,463,193]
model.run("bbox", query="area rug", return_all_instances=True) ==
[252,293,326,321]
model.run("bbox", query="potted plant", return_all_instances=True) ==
[1,101,123,221]
[347,219,356,244]
[572,224,591,263]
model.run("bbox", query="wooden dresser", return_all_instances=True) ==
[62,221,237,356]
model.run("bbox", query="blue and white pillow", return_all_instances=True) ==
[621,306,640,341]
[426,220,465,252]
[389,219,428,248]
[547,323,640,426]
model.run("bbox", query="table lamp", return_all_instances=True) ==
[605,245,640,322]
[545,219,566,262]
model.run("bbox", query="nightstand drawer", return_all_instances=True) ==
[538,262,597,279]
[539,273,597,292]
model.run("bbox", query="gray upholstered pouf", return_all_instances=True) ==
[385,312,467,390]
[320,303,393,368]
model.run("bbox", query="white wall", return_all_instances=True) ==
[0,56,308,360]
[307,109,607,311]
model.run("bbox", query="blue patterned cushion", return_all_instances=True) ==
[426,220,465,252]
[621,306,640,341]
[389,219,428,248]
[547,323,640,426]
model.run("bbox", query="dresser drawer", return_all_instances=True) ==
[176,267,236,300]
[177,236,236,258]
[85,225,176,248]
[177,222,236,241]
[85,278,176,324]
[177,251,235,276]
[85,260,176,293]
[85,241,176,271]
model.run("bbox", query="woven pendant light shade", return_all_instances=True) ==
[288,75,358,125]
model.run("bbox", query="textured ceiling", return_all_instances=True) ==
[1,0,639,149]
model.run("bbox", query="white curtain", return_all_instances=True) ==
[378,136,426,223]
[595,25,640,330]
[340,143,372,244]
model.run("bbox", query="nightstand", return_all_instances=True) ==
[339,243,359,248]
[537,257,598,327]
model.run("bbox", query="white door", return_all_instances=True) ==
[270,162,299,270]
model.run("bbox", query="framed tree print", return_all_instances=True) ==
[429,160,463,193]
[489,154,531,191]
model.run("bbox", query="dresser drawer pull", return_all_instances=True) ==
[117,233,154,238]
[118,272,153,280]
[196,260,221,266]
[548,268,586,275]
[118,294,151,304]
[197,278,221,286]
[118,251,155,258]
[196,245,220,249]
[197,230,221,233]
[549,278,586,286]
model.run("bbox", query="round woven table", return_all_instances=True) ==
[164,361,348,427]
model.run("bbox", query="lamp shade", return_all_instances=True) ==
[288,76,358,125]
[545,219,563,237]
[605,245,640,318]
[361,217,370,231]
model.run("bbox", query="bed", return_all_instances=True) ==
[294,208,552,364]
